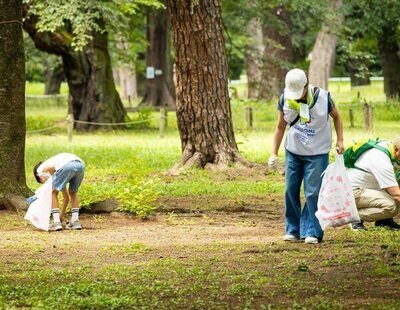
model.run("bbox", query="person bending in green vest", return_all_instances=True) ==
[345,137,400,230]
[268,68,344,244]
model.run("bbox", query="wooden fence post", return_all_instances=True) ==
[362,103,369,130]
[159,108,167,138]
[66,114,74,142]
[349,109,354,128]
[368,105,374,131]
[244,106,253,129]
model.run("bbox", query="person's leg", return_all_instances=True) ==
[284,150,304,238]
[50,190,62,231]
[354,188,399,222]
[60,189,70,222]
[66,161,84,230]
[301,153,329,241]
[69,190,80,221]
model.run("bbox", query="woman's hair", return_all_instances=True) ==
[33,161,43,183]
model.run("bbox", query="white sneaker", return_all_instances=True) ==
[304,236,319,244]
[66,220,82,230]
[284,234,300,242]
[49,222,63,231]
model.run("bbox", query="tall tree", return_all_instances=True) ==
[308,0,343,89]
[167,0,249,170]
[44,56,64,95]
[23,0,162,130]
[344,0,400,99]
[258,5,293,100]
[23,10,127,130]
[244,17,263,99]
[141,4,175,108]
[0,0,30,209]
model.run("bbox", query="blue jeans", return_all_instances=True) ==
[53,160,85,192]
[285,149,328,240]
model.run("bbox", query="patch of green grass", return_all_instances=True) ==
[25,82,69,95]
[1,228,399,309]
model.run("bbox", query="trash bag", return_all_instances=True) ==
[24,178,52,231]
[316,153,360,230]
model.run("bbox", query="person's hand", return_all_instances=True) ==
[268,155,279,170]
[336,141,345,154]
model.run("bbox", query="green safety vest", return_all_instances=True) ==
[343,139,394,172]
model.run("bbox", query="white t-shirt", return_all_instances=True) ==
[38,153,84,174]
[347,142,397,190]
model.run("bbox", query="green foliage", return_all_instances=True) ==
[126,107,153,129]
[115,180,159,218]
[79,178,159,219]
[25,0,164,51]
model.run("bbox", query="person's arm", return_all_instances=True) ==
[60,189,70,221]
[41,164,56,175]
[385,186,400,204]
[268,111,286,169]
[330,107,344,154]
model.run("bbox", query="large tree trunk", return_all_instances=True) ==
[141,4,176,108]
[118,66,137,101]
[244,17,263,99]
[167,0,249,171]
[0,0,30,211]
[23,9,127,130]
[378,26,400,100]
[44,59,64,95]
[258,5,293,101]
[308,0,343,89]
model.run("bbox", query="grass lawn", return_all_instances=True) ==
[1,81,397,308]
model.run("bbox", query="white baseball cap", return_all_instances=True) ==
[284,68,307,100]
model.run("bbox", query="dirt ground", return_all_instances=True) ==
[0,196,285,262]
[0,196,399,308]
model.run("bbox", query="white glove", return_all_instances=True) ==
[268,155,278,170]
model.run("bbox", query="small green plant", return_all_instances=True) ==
[116,179,159,219]
[126,107,153,129]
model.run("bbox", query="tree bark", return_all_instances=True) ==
[167,0,250,171]
[308,0,343,89]
[258,5,293,101]
[378,26,400,100]
[118,65,138,101]
[141,4,176,108]
[0,0,31,210]
[23,8,127,130]
[244,17,263,99]
[44,59,64,95]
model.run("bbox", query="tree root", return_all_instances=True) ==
[0,193,29,212]
[167,147,256,176]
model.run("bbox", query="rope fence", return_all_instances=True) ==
[26,108,169,141]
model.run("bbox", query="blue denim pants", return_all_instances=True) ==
[285,149,328,240]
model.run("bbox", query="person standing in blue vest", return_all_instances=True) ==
[268,68,344,244]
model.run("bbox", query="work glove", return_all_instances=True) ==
[268,155,279,170]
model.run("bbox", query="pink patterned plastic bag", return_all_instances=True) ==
[316,153,360,230]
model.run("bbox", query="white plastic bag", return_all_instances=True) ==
[24,178,53,231]
[316,153,360,230]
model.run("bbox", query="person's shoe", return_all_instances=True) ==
[284,234,300,242]
[349,221,367,231]
[66,220,82,230]
[375,218,400,230]
[49,222,63,231]
[304,236,319,244]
